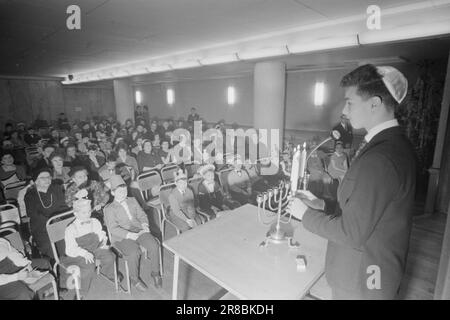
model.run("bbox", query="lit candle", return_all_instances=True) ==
[299,142,307,179]
[290,145,300,193]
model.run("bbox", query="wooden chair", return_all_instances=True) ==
[46,210,119,300]
[0,222,58,300]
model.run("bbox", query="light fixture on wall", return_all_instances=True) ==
[314,82,325,107]
[227,86,236,105]
[135,90,142,104]
[167,88,175,105]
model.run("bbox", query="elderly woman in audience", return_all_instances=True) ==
[49,152,71,186]
[25,168,69,262]
[65,166,109,223]
[61,199,120,300]
[137,139,162,173]
[0,151,27,183]
[168,169,202,231]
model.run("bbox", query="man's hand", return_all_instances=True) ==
[186,219,197,228]
[142,224,150,233]
[93,204,102,212]
[84,252,95,264]
[16,268,29,281]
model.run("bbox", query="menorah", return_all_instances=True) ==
[256,180,300,249]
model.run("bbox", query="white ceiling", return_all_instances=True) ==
[0,0,432,78]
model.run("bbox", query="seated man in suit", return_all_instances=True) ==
[168,169,202,231]
[104,175,162,291]
[226,155,253,205]
[62,199,120,299]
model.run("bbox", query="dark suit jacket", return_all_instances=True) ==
[302,126,417,299]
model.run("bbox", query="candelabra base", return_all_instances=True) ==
[259,226,300,249]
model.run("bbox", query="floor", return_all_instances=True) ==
[71,203,447,300]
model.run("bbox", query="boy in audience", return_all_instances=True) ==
[104,175,162,290]
[168,169,202,231]
[62,199,120,299]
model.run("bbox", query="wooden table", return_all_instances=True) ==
[163,204,327,300]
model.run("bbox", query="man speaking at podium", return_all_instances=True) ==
[288,64,416,300]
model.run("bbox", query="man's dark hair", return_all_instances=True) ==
[340,64,398,111]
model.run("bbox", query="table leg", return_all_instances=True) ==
[172,254,179,300]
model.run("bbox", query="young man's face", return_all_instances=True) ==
[335,144,344,154]
[51,157,63,170]
[118,149,127,159]
[67,146,76,157]
[342,86,371,130]
[106,160,116,170]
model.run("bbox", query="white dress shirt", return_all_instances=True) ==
[364,119,399,143]
[0,238,30,285]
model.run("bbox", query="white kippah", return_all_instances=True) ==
[376,66,408,104]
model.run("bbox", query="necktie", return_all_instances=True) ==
[352,140,368,163]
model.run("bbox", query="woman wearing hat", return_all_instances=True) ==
[24,167,69,261]
[65,166,109,223]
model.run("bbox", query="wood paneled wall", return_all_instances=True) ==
[0,79,115,129]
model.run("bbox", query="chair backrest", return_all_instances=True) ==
[158,183,176,218]
[160,164,179,184]
[0,204,20,224]
[3,180,27,201]
[218,168,233,195]
[137,169,163,200]
[46,210,75,263]
[0,222,24,254]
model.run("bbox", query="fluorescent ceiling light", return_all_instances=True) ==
[289,35,358,54]
[227,86,236,105]
[359,20,450,44]
[238,46,289,60]
[167,88,175,105]
[200,54,239,65]
[314,82,325,107]
[135,90,142,104]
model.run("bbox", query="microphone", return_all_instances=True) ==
[302,130,342,182]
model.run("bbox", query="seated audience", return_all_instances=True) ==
[116,143,138,180]
[0,151,27,184]
[49,152,70,186]
[25,168,68,262]
[104,175,162,290]
[168,169,202,231]
[137,140,162,173]
[65,166,109,222]
[23,127,41,146]
[35,145,55,170]
[62,199,121,299]
[64,143,86,168]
